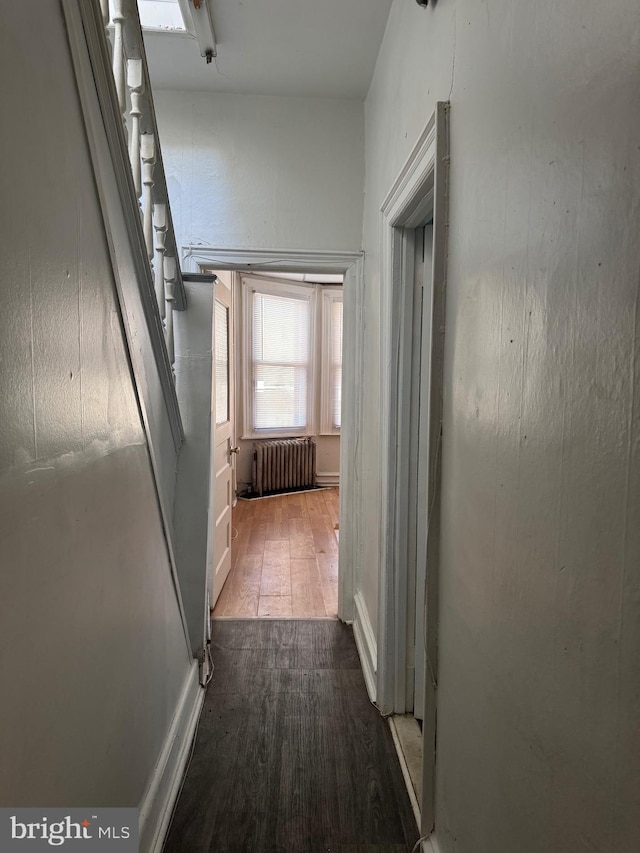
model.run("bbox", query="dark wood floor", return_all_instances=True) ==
[163,620,418,853]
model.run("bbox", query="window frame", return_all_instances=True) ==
[241,275,318,439]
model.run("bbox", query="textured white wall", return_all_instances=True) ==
[0,3,191,808]
[154,90,364,254]
[362,1,640,851]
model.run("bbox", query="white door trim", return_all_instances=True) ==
[377,103,450,835]
[184,247,364,625]
[182,246,361,274]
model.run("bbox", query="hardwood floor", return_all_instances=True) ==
[213,488,340,619]
[163,620,419,853]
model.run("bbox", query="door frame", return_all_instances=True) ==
[407,222,434,723]
[377,102,450,835]
[182,247,364,625]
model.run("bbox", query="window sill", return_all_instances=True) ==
[241,431,341,440]
[241,431,314,441]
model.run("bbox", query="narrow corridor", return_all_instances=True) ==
[163,620,418,852]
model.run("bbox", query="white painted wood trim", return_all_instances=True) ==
[182,245,362,274]
[353,591,377,703]
[139,661,204,853]
[316,472,340,486]
[338,254,364,624]
[388,718,421,829]
[377,102,450,837]
[381,113,437,221]
[377,102,449,715]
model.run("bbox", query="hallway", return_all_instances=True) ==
[163,620,418,852]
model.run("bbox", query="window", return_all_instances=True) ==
[241,276,343,438]
[251,288,312,432]
[321,289,343,434]
[244,277,314,435]
[138,0,187,32]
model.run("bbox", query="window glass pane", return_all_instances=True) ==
[252,290,310,431]
[138,0,186,30]
[215,300,229,426]
[331,300,343,430]
[253,365,307,430]
[253,293,309,363]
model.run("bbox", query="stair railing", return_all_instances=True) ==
[100,0,186,371]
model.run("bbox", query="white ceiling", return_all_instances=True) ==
[142,0,393,99]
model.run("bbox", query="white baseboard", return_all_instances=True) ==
[316,471,340,486]
[353,590,377,703]
[388,717,421,829]
[139,661,205,853]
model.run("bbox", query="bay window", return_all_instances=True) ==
[242,276,343,438]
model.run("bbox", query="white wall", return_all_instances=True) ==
[0,2,193,813]
[362,1,640,851]
[154,90,364,254]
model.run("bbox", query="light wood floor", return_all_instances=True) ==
[212,488,340,619]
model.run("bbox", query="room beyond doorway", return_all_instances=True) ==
[212,487,340,618]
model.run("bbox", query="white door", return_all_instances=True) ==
[211,280,235,607]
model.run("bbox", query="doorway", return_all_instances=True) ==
[187,251,363,625]
[211,269,343,619]
[388,219,439,827]
[377,102,449,837]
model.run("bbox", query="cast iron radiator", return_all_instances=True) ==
[252,438,316,497]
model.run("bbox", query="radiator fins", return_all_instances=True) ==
[252,438,316,497]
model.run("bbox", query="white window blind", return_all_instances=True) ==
[330,299,343,430]
[319,290,343,434]
[251,290,311,431]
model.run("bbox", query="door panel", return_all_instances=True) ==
[211,281,234,606]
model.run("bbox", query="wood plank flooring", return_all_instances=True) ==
[163,620,418,853]
[213,489,340,619]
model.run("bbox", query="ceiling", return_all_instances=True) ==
[142,0,393,99]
